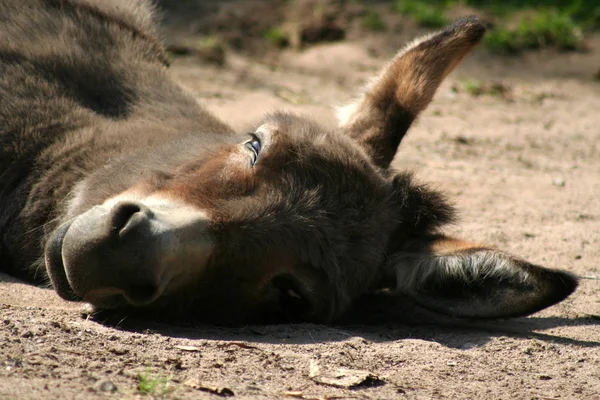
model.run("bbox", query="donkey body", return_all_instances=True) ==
[0,0,577,323]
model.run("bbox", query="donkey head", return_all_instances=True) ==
[45,17,577,323]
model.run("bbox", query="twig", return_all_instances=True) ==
[579,275,600,280]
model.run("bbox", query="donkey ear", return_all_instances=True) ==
[338,17,485,168]
[384,235,578,319]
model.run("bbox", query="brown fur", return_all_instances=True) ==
[338,17,485,168]
[0,0,578,323]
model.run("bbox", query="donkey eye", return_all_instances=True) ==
[245,133,262,166]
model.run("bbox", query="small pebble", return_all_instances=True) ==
[445,90,458,101]
[97,380,118,393]
[552,178,565,187]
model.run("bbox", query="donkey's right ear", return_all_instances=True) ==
[383,235,579,319]
[338,17,485,168]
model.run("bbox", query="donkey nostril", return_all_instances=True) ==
[109,202,146,236]
[125,284,159,306]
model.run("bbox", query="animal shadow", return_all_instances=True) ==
[86,291,600,349]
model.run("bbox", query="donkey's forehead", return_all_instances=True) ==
[256,113,334,140]
[255,112,373,162]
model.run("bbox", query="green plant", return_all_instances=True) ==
[462,0,599,29]
[484,8,583,54]
[463,79,485,96]
[483,28,520,54]
[392,0,449,28]
[263,27,289,47]
[527,9,582,50]
[138,369,173,398]
[468,80,510,96]
[388,0,595,53]
[361,10,385,31]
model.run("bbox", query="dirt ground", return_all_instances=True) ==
[1,3,600,399]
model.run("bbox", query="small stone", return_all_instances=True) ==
[445,90,458,101]
[552,178,565,187]
[97,380,118,393]
[446,361,457,366]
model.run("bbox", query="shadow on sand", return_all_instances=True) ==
[2,272,598,349]
[84,291,600,350]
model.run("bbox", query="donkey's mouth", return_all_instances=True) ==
[45,219,81,301]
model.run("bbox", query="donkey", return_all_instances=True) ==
[0,0,577,323]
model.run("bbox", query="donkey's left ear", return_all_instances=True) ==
[384,235,578,319]
[338,17,485,168]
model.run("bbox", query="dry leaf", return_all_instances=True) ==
[308,360,384,389]
[217,342,259,350]
[283,391,305,398]
[274,88,311,105]
[309,359,320,378]
[283,391,356,400]
[184,379,234,397]
[174,345,202,352]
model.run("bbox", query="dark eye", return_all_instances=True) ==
[245,133,262,166]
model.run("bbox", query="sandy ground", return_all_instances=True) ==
[1,9,600,399]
